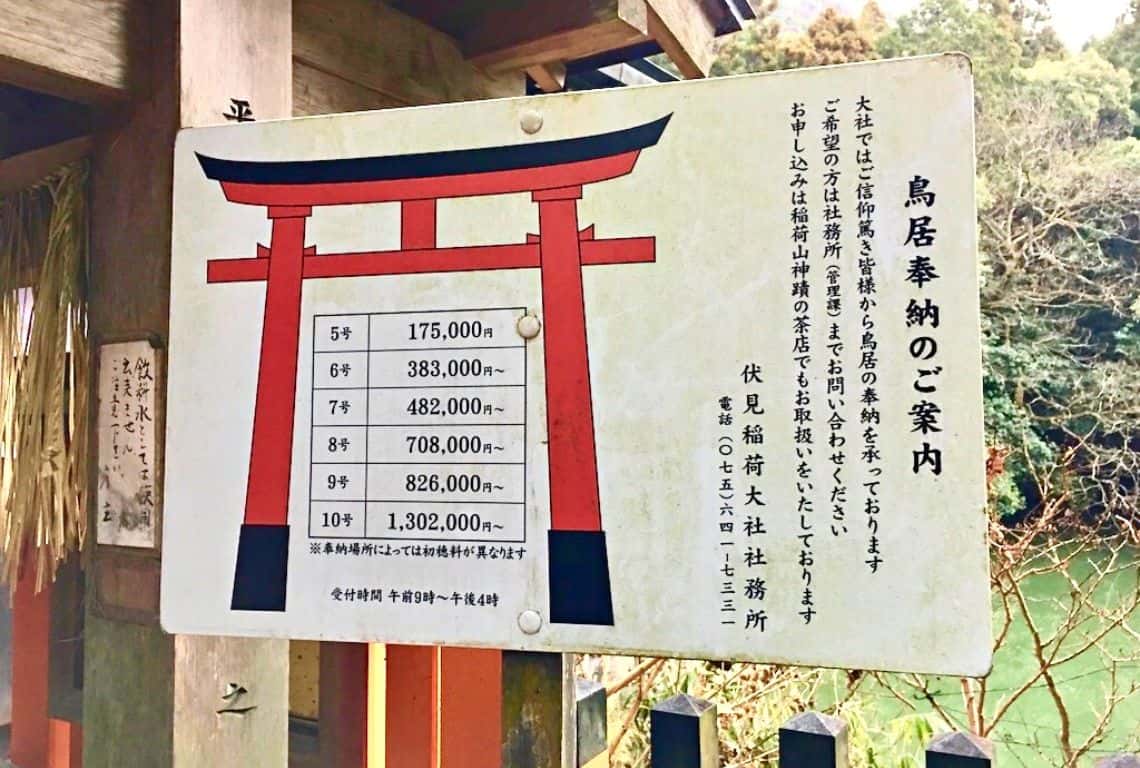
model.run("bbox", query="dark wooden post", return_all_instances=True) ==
[1097,755,1140,767]
[575,679,607,767]
[502,651,563,767]
[779,711,849,768]
[926,732,994,767]
[650,693,718,768]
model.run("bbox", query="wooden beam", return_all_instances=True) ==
[0,136,92,196]
[0,0,130,103]
[464,0,650,74]
[646,0,716,78]
[294,0,521,110]
[526,62,567,93]
[294,62,407,117]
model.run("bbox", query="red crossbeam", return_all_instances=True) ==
[216,152,641,207]
[206,237,655,284]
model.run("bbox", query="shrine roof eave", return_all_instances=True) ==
[196,114,671,187]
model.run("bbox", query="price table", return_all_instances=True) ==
[309,307,527,542]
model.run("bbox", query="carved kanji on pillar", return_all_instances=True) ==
[197,115,671,625]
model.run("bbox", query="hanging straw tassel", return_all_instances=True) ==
[0,162,88,591]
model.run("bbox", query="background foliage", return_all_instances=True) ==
[603,2,1140,765]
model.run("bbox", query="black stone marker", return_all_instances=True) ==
[649,693,718,768]
[575,679,607,766]
[779,711,849,768]
[926,732,994,768]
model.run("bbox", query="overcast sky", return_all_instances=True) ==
[869,0,1131,49]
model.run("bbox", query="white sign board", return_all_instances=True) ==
[163,55,991,675]
[98,340,159,547]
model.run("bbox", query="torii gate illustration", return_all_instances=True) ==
[197,113,671,627]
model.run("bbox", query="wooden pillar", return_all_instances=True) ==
[501,651,563,768]
[83,1,292,766]
[319,642,369,766]
[10,565,50,768]
[385,645,439,766]
[46,720,83,768]
[439,648,501,767]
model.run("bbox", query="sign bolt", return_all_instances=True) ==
[516,312,542,340]
[520,110,544,134]
[518,609,543,634]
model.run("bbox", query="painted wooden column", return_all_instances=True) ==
[318,642,369,766]
[439,648,502,767]
[11,562,84,768]
[83,1,291,766]
[10,564,51,768]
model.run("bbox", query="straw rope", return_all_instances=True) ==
[0,162,88,591]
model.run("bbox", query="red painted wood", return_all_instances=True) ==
[401,200,437,250]
[11,566,51,768]
[218,151,640,207]
[47,719,82,768]
[205,238,654,284]
[307,245,533,280]
[243,212,308,527]
[318,642,368,767]
[438,648,501,768]
[386,645,438,768]
[536,188,601,532]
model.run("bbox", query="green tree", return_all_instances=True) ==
[1019,50,1133,132]
[712,4,874,76]
[882,0,1140,527]
[877,0,1023,103]
[857,0,889,44]
[982,0,1064,62]
[1094,0,1140,130]
[781,7,876,67]
[710,0,788,76]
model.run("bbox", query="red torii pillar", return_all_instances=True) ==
[198,114,670,626]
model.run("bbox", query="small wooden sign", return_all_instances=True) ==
[97,339,159,548]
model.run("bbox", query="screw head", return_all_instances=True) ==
[520,110,544,134]
[516,312,542,340]
[518,609,543,634]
